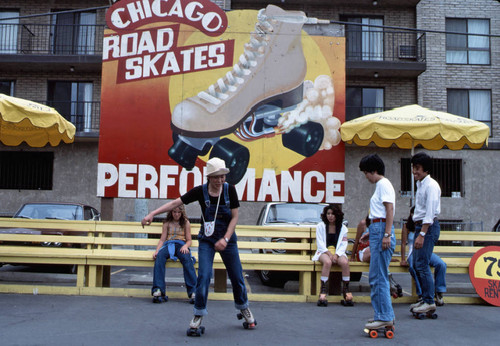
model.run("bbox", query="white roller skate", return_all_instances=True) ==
[186,315,205,337]
[412,302,438,320]
[237,308,257,329]
[364,320,395,339]
[152,288,168,303]
[169,5,326,184]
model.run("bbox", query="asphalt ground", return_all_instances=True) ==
[0,293,498,346]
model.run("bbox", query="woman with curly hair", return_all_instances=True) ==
[312,204,353,306]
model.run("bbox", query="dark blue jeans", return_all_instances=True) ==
[152,242,197,298]
[193,238,248,316]
[413,220,440,304]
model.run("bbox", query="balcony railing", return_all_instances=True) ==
[346,106,387,121]
[0,22,105,55]
[38,100,100,134]
[345,30,426,62]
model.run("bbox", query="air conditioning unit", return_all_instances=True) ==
[398,45,417,59]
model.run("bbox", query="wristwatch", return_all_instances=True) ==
[384,233,390,238]
[224,237,230,243]
[419,231,426,237]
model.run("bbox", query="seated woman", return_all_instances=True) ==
[151,205,197,304]
[312,204,353,306]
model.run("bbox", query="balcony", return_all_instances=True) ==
[38,100,101,137]
[0,21,105,72]
[346,30,426,78]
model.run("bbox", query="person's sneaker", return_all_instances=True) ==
[364,320,393,329]
[152,288,162,297]
[412,302,436,313]
[189,315,203,329]
[410,297,423,310]
[435,292,444,306]
[240,308,255,324]
[189,292,196,304]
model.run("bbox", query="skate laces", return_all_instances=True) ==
[241,308,252,319]
[197,9,275,106]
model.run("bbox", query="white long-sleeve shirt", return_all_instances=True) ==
[312,222,349,261]
[413,174,441,224]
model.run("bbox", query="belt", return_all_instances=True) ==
[372,218,386,223]
[415,217,438,226]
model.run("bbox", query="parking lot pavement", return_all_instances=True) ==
[0,293,498,346]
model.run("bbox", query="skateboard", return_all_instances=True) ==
[363,325,395,339]
[186,326,205,337]
[236,313,257,329]
[412,310,438,320]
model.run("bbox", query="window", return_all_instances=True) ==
[0,80,14,95]
[0,10,19,54]
[343,16,383,61]
[346,87,384,121]
[48,81,94,132]
[446,18,490,64]
[0,151,53,190]
[447,89,491,135]
[401,158,462,198]
[51,10,96,54]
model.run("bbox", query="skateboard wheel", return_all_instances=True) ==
[282,121,324,157]
[369,330,378,338]
[210,138,249,185]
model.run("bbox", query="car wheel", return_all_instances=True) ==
[256,270,287,288]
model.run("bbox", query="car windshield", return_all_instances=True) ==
[15,204,83,220]
[266,204,325,224]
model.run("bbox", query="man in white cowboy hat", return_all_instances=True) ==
[142,157,256,335]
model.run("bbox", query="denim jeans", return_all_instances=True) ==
[368,221,396,322]
[407,231,447,296]
[193,236,248,316]
[413,220,440,304]
[152,242,197,297]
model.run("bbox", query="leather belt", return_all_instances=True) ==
[372,218,386,223]
[415,218,438,226]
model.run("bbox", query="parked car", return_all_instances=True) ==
[254,202,326,287]
[0,202,100,247]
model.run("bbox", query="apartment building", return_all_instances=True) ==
[1,0,498,229]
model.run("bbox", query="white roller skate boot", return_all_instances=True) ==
[186,315,205,337]
[237,308,257,329]
[171,5,308,138]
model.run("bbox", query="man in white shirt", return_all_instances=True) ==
[409,152,442,315]
[359,154,396,331]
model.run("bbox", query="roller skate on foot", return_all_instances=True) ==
[389,273,403,298]
[435,292,444,306]
[186,315,205,337]
[409,297,423,312]
[237,308,257,329]
[169,5,326,185]
[363,320,395,339]
[340,281,354,306]
[412,302,438,320]
[152,288,168,303]
[317,280,328,307]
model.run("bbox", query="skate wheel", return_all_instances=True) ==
[282,121,324,157]
[237,313,243,320]
[417,314,425,320]
[210,138,249,185]
[243,322,249,329]
[369,330,378,338]
[385,330,394,339]
[431,313,438,319]
[168,137,204,170]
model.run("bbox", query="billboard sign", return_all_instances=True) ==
[97,0,346,203]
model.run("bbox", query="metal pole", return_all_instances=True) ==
[410,142,415,207]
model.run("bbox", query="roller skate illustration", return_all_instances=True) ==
[317,280,328,307]
[236,308,257,329]
[169,5,332,184]
[412,302,438,320]
[363,320,395,339]
[389,273,403,298]
[186,315,205,337]
[152,288,168,303]
[340,280,354,306]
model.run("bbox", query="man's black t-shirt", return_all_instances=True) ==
[180,184,240,217]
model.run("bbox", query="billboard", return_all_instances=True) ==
[97,0,345,203]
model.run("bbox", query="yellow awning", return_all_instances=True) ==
[340,104,489,150]
[0,94,75,147]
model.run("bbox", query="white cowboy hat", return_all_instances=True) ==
[206,157,230,176]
